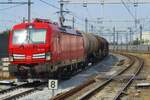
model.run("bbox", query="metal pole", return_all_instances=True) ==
[85,18,88,33]
[134,2,138,29]
[91,25,94,33]
[129,28,132,45]
[72,16,75,29]
[140,25,142,45]
[23,17,26,23]
[126,32,128,51]
[128,27,132,49]
[52,90,55,97]
[28,0,31,23]
[117,31,118,51]
[113,27,115,51]
[121,36,122,51]
[60,0,64,27]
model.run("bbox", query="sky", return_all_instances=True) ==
[1,0,150,42]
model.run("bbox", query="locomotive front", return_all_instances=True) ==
[8,20,52,80]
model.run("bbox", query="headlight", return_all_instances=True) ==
[46,52,51,61]
[9,56,13,62]
[33,53,45,59]
[13,54,25,59]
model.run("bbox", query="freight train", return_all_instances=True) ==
[8,18,109,81]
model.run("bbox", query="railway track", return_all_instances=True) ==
[50,52,144,100]
[0,82,46,100]
[113,56,143,100]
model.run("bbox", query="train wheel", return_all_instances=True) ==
[17,65,29,80]
[63,67,71,80]
[56,68,62,79]
[56,68,69,80]
[99,49,102,59]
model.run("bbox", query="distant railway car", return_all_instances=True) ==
[8,18,109,81]
[100,37,109,57]
[0,32,9,58]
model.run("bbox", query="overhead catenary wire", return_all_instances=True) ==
[39,0,85,28]
[39,0,59,9]
[68,12,84,22]
[61,1,150,5]
[120,0,135,19]
[0,4,25,11]
[85,6,96,32]
[39,0,83,21]
[0,11,23,20]
[0,1,33,23]
[0,2,31,31]
[0,19,18,23]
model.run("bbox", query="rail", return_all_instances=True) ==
[0,82,46,100]
[113,56,144,100]
[50,53,136,100]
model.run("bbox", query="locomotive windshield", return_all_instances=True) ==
[12,29,46,44]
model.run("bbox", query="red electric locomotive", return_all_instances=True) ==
[9,19,86,81]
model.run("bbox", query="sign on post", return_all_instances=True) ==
[49,80,58,97]
[48,80,58,90]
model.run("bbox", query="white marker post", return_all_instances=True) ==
[48,80,58,97]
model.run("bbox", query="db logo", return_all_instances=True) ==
[26,56,32,59]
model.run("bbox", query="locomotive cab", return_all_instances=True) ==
[9,24,51,63]
[8,19,53,80]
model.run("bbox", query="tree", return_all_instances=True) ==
[0,30,10,35]
[133,38,140,45]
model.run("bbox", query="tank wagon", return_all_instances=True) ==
[8,18,109,81]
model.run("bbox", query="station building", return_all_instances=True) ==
[142,32,150,45]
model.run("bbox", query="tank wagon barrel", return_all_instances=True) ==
[82,33,99,57]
